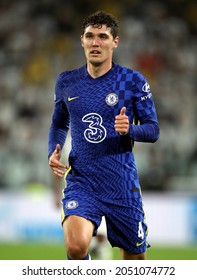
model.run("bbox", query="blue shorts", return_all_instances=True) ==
[61,181,149,254]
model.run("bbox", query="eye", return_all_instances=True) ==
[85,33,93,39]
[99,34,108,39]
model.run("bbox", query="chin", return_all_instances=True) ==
[90,60,102,67]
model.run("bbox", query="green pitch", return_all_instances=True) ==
[0,243,197,260]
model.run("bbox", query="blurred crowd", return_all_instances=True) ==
[0,0,196,192]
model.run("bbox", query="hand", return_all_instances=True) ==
[114,107,129,135]
[49,144,68,177]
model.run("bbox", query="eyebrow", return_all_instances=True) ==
[84,31,110,37]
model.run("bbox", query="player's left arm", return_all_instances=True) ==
[115,73,160,143]
[129,73,160,143]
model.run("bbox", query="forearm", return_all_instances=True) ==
[48,103,70,158]
[129,121,160,143]
[48,125,68,158]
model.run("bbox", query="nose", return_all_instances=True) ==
[92,38,99,46]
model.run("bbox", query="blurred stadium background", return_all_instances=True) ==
[0,0,197,260]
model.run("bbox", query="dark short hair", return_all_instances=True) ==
[82,11,119,39]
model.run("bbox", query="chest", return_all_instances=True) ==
[63,76,134,119]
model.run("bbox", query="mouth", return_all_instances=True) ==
[90,50,101,55]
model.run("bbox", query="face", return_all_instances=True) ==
[81,24,119,67]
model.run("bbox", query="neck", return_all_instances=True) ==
[87,61,112,78]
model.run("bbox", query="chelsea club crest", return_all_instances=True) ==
[66,200,78,209]
[105,93,118,106]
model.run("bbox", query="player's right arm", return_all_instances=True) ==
[48,73,70,177]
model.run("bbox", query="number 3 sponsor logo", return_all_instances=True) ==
[82,113,107,143]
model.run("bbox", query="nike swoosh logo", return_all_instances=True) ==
[68,96,79,101]
[136,240,145,247]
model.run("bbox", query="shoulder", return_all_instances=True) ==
[114,63,146,81]
[115,64,150,93]
[56,66,85,83]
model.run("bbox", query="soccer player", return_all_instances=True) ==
[48,11,160,260]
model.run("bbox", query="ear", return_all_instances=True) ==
[81,35,84,47]
[113,36,119,48]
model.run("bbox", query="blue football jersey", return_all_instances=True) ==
[48,63,159,199]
